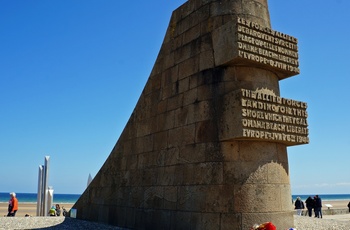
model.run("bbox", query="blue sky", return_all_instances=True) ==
[0,0,349,195]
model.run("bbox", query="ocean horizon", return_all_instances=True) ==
[1,192,350,204]
[292,194,350,202]
[0,192,81,204]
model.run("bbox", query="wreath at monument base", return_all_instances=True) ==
[250,222,296,230]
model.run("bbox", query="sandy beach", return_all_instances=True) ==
[317,199,350,209]
[0,202,73,217]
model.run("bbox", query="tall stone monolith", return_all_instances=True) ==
[73,0,309,229]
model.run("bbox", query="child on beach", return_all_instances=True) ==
[55,204,61,216]
[49,206,56,216]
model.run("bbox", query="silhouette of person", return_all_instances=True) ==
[314,195,322,218]
[305,196,314,217]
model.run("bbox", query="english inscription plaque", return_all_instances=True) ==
[234,88,309,146]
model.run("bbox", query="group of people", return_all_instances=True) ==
[49,204,62,216]
[294,195,323,218]
[6,192,65,217]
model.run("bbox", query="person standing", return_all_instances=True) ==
[7,192,18,217]
[294,197,305,215]
[305,196,314,217]
[314,195,322,218]
[347,202,350,212]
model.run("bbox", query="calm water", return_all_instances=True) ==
[292,194,350,202]
[1,192,349,204]
[0,192,80,203]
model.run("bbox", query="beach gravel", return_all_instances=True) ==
[1,215,350,229]
[0,217,125,230]
[295,215,350,230]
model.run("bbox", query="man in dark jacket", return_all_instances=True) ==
[305,196,314,217]
[314,195,322,218]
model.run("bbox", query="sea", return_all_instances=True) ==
[0,192,80,204]
[0,192,350,204]
[1,192,349,204]
[292,194,350,202]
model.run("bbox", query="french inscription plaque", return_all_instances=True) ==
[237,17,300,76]
[213,17,300,79]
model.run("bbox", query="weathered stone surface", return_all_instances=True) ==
[73,0,308,229]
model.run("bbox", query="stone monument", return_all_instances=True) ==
[73,0,308,229]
